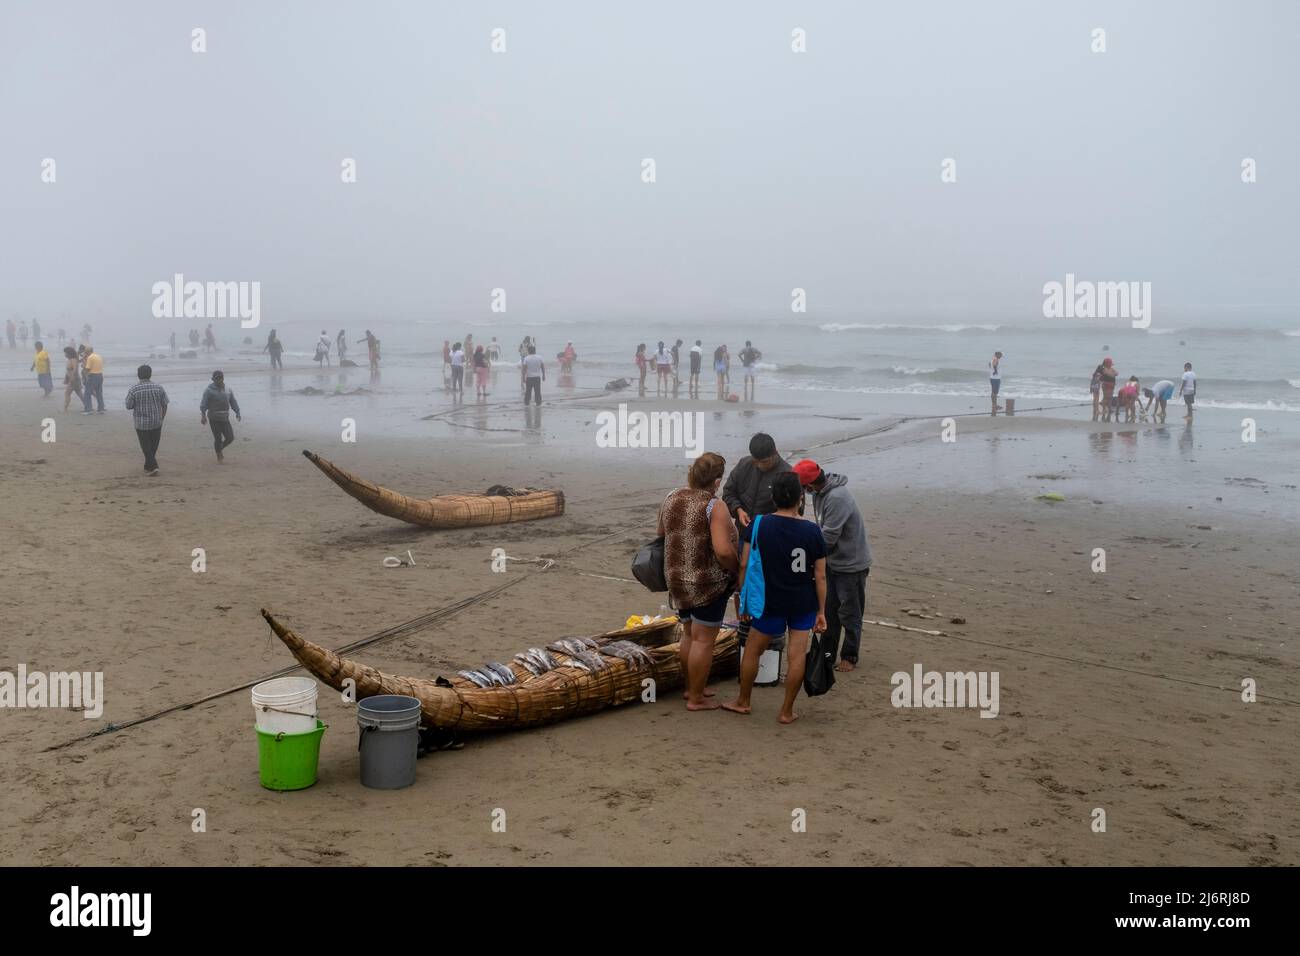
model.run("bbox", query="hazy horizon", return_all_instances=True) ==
[2,0,1297,334]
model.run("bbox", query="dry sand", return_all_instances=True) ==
[1,383,1297,866]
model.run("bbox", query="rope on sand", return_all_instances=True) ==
[43,527,638,752]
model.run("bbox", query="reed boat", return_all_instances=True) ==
[260,610,739,733]
[301,449,564,529]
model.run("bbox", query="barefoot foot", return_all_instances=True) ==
[682,686,717,700]
[685,698,722,711]
[835,660,855,672]
[777,711,800,725]
[720,699,751,715]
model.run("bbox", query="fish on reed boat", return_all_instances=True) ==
[301,449,564,529]
[260,610,739,734]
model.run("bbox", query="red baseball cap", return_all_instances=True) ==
[792,459,822,486]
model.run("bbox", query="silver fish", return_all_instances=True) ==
[512,653,542,676]
[457,669,493,688]
[571,650,608,672]
[485,662,517,685]
[579,637,601,650]
[600,640,653,670]
[530,648,559,671]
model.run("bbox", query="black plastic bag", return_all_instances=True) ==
[631,536,668,592]
[803,632,836,697]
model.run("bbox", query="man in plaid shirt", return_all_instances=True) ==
[124,364,169,475]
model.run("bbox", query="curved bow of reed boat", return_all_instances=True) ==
[260,609,739,733]
[301,449,564,528]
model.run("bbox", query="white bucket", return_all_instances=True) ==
[754,647,782,687]
[251,677,319,734]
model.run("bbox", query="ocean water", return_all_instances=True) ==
[12,316,1299,414]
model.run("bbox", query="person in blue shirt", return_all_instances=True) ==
[722,472,827,724]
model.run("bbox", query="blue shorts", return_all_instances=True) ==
[990,378,1001,396]
[678,589,732,628]
[1157,385,1174,401]
[750,609,817,636]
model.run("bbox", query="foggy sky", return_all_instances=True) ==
[1,0,1296,333]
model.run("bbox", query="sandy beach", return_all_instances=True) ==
[1,352,1296,867]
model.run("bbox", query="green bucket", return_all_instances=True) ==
[256,720,327,791]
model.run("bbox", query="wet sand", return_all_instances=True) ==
[1,355,1297,866]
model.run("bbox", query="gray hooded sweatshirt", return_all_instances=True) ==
[810,473,872,573]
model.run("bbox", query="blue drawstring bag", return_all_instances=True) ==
[737,514,766,619]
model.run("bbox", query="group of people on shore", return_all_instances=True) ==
[7,319,95,351]
[635,339,763,401]
[657,432,872,724]
[441,335,570,404]
[987,350,1200,423]
[260,328,380,371]
[1089,358,1197,423]
[27,339,105,413]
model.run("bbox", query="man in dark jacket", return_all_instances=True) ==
[793,458,872,671]
[722,432,793,528]
[200,370,242,462]
[723,432,794,650]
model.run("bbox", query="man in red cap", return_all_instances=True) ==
[793,458,872,671]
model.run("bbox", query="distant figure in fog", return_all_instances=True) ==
[522,345,545,405]
[204,324,216,353]
[357,330,380,371]
[336,330,348,363]
[31,341,53,396]
[264,329,284,370]
[473,345,490,398]
[5,319,15,349]
[634,343,648,395]
[315,330,331,367]
[62,347,83,411]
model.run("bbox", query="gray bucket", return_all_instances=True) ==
[357,695,422,790]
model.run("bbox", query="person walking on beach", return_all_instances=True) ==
[336,330,348,363]
[200,370,242,463]
[169,331,177,355]
[489,337,501,361]
[560,341,577,373]
[31,341,53,396]
[1179,362,1196,421]
[62,346,83,411]
[713,345,728,399]
[5,319,15,349]
[204,324,216,353]
[81,345,105,414]
[654,341,672,396]
[263,329,284,369]
[689,340,703,398]
[473,344,490,398]
[794,459,872,672]
[18,321,29,349]
[314,330,331,367]
[634,343,648,395]
[722,472,827,724]
[32,319,41,342]
[124,364,168,476]
[989,351,1004,413]
[449,341,465,394]
[521,344,545,405]
[739,340,761,402]
[658,452,739,711]
[1098,357,1118,422]
[1089,362,1105,420]
[671,339,683,387]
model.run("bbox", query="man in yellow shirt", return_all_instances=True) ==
[82,346,105,413]
[31,341,53,396]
